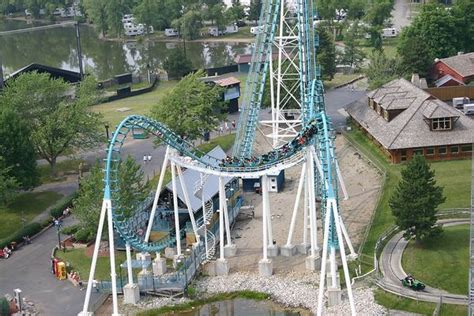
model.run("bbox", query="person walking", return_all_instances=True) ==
[143,155,147,164]
[231,120,236,129]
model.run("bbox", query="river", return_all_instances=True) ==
[0,19,252,80]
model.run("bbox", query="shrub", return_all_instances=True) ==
[0,222,42,248]
[74,228,93,243]
[49,192,78,219]
[0,297,9,316]
[61,224,80,236]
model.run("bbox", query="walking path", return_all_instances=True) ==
[379,219,469,305]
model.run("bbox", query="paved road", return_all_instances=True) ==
[0,216,102,315]
[392,0,414,30]
[379,219,469,305]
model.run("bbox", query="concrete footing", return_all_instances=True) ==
[224,244,237,257]
[203,261,216,276]
[327,287,342,306]
[136,252,151,262]
[77,312,93,316]
[347,253,359,261]
[164,247,176,259]
[215,258,229,276]
[305,254,321,271]
[326,272,341,289]
[280,244,297,257]
[258,258,273,276]
[297,243,310,255]
[267,245,279,257]
[152,257,167,276]
[138,269,153,287]
[123,283,140,305]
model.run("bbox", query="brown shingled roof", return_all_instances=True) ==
[438,52,474,78]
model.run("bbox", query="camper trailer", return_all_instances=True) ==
[124,23,144,36]
[208,26,222,37]
[453,97,470,109]
[225,24,239,34]
[165,28,179,37]
[464,104,474,116]
[250,26,263,35]
[382,28,398,38]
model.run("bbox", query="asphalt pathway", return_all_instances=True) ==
[0,216,102,315]
[379,219,469,305]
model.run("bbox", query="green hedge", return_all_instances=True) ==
[0,222,42,248]
[0,297,9,316]
[49,192,78,219]
[61,224,80,236]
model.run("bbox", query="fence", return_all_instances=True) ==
[425,86,474,101]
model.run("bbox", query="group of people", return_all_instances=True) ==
[143,154,153,163]
[218,120,236,135]
[68,271,84,290]
[220,119,319,168]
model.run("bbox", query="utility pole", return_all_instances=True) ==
[0,55,4,89]
[75,22,84,79]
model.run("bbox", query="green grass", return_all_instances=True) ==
[56,248,127,281]
[197,133,236,154]
[0,191,63,240]
[91,80,178,127]
[402,225,469,295]
[323,73,362,90]
[38,159,87,184]
[137,291,270,315]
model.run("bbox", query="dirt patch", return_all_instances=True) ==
[85,241,111,258]
[227,131,383,273]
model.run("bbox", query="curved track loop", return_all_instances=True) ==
[379,219,469,305]
[104,113,331,253]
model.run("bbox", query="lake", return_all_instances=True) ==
[0,19,252,80]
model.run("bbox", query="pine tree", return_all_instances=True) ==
[389,155,445,242]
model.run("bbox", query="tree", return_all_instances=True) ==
[389,155,445,242]
[172,10,202,40]
[0,109,39,189]
[398,35,433,78]
[151,70,226,140]
[366,50,403,89]
[83,0,108,37]
[163,49,193,79]
[134,0,161,30]
[105,0,127,37]
[398,3,461,60]
[0,157,19,205]
[365,0,393,49]
[248,0,262,23]
[341,24,365,69]
[226,0,245,24]
[0,72,104,176]
[316,26,336,80]
[73,157,150,240]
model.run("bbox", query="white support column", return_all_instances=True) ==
[176,165,200,243]
[219,198,225,261]
[307,151,319,256]
[262,175,269,260]
[125,243,133,285]
[303,182,308,245]
[81,199,108,314]
[317,199,333,316]
[145,146,170,242]
[339,215,357,259]
[332,202,357,315]
[201,174,209,256]
[105,198,120,316]
[171,162,181,256]
[335,160,349,200]
[286,162,306,246]
[269,50,277,148]
[265,186,273,245]
[219,177,232,246]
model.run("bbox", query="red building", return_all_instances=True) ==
[432,52,474,87]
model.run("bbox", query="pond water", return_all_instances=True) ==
[170,298,310,316]
[0,19,252,80]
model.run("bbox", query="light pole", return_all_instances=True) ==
[54,219,62,252]
[75,22,84,79]
[105,123,110,140]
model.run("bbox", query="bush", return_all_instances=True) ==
[0,297,9,316]
[61,224,80,236]
[49,192,78,219]
[74,228,93,243]
[0,222,42,248]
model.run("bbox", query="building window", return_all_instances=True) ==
[461,144,472,152]
[401,149,407,161]
[431,117,452,131]
[450,146,459,154]
[426,147,435,155]
[438,147,447,155]
[413,148,423,156]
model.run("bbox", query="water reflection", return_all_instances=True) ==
[166,299,310,316]
[0,20,252,80]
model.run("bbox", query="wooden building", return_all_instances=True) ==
[346,78,474,163]
[432,52,474,87]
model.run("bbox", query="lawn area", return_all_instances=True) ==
[38,159,87,184]
[90,80,178,127]
[323,73,362,90]
[402,225,469,295]
[197,133,236,154]
[344,127,472,264]
[0,191,63,240]
[56,248,127,281]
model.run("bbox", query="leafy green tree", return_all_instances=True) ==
[226,0,245,24]
[341,24,365,69]
[389,155,445,242]
[316,26,336,80]
[0,157,19,205]
[398,35,433,78]
[248,0,262,23]
[83,0,108,37]
[133,0,161,30]
[172,10,202,40]
[151,70,225,140]
[365,0,393,49]
[452,0,474,53]
[398,3,460,60]
[73,157,149,240]
[163,49,193,79]
[105,0,127,37]
[0,109,39,189]
[0,72,104,176]
[366,50,403,89]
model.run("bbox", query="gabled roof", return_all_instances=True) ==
[434,74,465,87]
[165,146,233,213]
[437,52,474,78]
[346,78,474,150]
[214,76,240,87]
[6,63,82,83]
